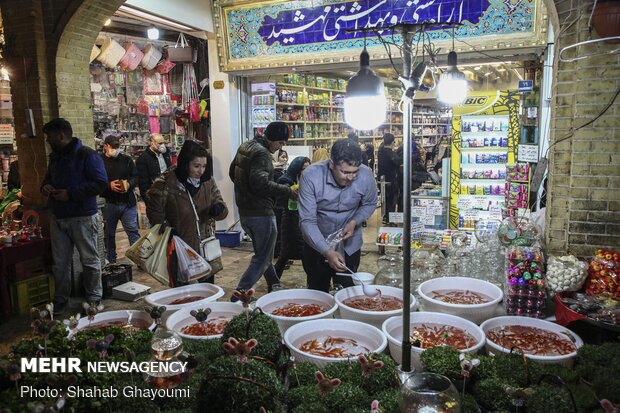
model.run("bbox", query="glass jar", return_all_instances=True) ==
[399,372,460,413]
[376,249,403,288]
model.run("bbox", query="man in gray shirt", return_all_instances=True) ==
[299,139,378,292]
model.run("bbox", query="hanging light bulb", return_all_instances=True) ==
[437,51,468,105]
[344,47,386,130]
[147,27,160,40]
[0,67,9,81]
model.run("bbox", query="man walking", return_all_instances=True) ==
[136,133,171,203]
[100,135,140,263]
[299,139,378,292]
[41,118,108,315]
[229,121,297,294]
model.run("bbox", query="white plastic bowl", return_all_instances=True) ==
[351,271,376,286]
[144,284,225,312]
[165,302,243,340]
[417,277,503,324]
[75,310,155,332]
[382,312,485,371]
[256,289,338,334]
[284,318,387,368]
[335,285,417,329]
[480,316,583,367]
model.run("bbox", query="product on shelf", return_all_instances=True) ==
[585,249,620,300]
[546,255,588,293]
[505,246,546,318]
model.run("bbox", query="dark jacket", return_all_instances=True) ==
[276,157,307,260]
[229,135,292,216]
[7,160,19,191]
[276,156,307,208]
[136,148,172,200]
[147,168,228,253]
[377,143,401,183]
[42,138,108,219]
[100,152,138,206]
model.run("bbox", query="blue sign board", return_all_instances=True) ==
[220,0,538,68]
[518,80,533,93]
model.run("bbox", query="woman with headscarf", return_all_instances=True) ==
[147,140,228,285]
[274,156,311,277]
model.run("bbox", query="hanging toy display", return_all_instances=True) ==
[505,246,546,318]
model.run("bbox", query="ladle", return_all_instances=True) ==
[337,266,379,297]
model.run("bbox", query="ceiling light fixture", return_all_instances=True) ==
[0,67,9,81]
[344,34,386,130]
[104,18,112,27]
[437,27,468,105]
[147,27,160,40]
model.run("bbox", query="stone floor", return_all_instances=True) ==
[0,209,387,355]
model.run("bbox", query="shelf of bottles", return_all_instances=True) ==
[412,106,452,148]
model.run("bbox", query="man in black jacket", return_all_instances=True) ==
[136,133,171,204]
[229,121,297,295]
[100,135,140,263]
[377,133,401,224]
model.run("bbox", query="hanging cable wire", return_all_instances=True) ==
[544,86,620,158]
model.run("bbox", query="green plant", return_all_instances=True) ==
[526,382,575,413]
[194,356,283,413]
[322,382,368,413]
[461,392,481,413]
[373,388,400,413]
[220,312,282,361]
[575,343,620,404]
[419,345,463,381]
[472,377,514,412]
[288,362,321,388]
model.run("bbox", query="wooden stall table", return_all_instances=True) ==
[0,238,52,316]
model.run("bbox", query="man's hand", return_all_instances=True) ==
[41,184,55,197]
[289,187,299,201]
[110,180,124,193]
[323,250,346,272]
[341,220,357,240]
[52,189,69,202]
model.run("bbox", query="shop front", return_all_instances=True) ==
[0,0,619,412]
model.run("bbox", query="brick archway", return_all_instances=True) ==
[55,0,125,146]
[0,0,124,207]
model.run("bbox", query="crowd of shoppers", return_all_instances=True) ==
[40,118,429,314]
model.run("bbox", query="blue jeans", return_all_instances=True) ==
[103,203,140,263]
[50,214,102,305]
[234,215,280,294]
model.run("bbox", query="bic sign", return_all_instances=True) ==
[463,97,488,106]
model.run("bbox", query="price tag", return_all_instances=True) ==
[457,198,473,209]
[463,210,480,221]
[389,212,404,223]
[518,144,539,163]
[422,215,436,226]
[488,205,502,219]
[411,221,425,237]
[411,207,426,217]
[427,205,443,216]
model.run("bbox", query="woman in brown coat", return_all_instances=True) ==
[147,140,228,284]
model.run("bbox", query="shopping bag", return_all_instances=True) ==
[125,224,165,271]
[144,225,172,285]
[173,235,212,283]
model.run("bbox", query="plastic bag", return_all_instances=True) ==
[125,224,171,285]
[325,228,344,254]
[173,235,212,283]
[546,255,587,293]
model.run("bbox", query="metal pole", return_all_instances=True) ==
[400,31,413,374]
